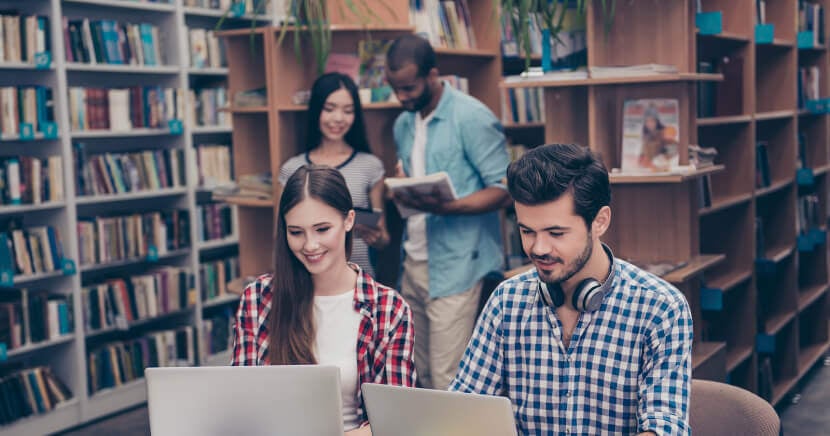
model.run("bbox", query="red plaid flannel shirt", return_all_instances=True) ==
[231,265,417,425]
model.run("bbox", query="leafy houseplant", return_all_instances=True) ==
[498,0,618,73]
[218,0,396,75]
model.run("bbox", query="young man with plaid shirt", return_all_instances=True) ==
[450,143,693,435]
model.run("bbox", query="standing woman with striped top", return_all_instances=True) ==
[278,72,389,278]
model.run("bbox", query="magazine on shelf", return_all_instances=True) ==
[384,172,458,218]
[620,98,681,173]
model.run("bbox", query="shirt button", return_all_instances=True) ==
[565,428,570,435]
[566,391,571,398]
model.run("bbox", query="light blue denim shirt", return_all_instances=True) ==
[393,83,509,298]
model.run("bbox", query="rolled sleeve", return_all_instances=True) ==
[459,106,509,189]
[637,297,694,435]
[449,286,504,395]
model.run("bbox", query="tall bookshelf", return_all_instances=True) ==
[501,0,830,408]
[0,1,263,434]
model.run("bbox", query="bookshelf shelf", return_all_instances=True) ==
[85,308,194,339]
[79,248,191,274]
[697,114,753,126]
[70,128,176,138]
[798,283,828,311]
[0,62,52,71]
[202,293,241,310]
[6,334,75,360]
[813,163,830,176]
[198,236,239,251]
[771,377,799,406]
[755,178,794,197]
[798,340,830,375]
[62,0,176,12]
[697,31,752,43]
[220,106,268,114]
[698,192,754,216]
[434,47,499,58]
[0,399,81,436]
[75,187,188,205]
[501,73,724,89]
[762,243,795,263]
[183,6,269,20]
[65,63,180,74]
[608,165,725,184]
[188,67,229,76]
[764,310,797,335]
[13,270,66,285]
[0,201,66,215]
[85,379,146,422]
[726,345,754,372]
[692,341,727,370]
[215,196,272,208]
[662,254,726,283]
[755,110,797,121]
[192,125,233,134]
[0,133,56,142]
[705,269,753,293]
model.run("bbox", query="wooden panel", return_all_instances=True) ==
[757,117,797,185]
[543,88,589,149]
[586,0,693,72]
[231,114,272,176]
[799,115,830,170]
[465,0,500,52]
[700,200,754,282]
[764,0,797,40]
[756,185,797,258]
[436,56,501,114]
[607,184,696,263]
[326,0,410,27]
[698,123,754,202]
[700,0,755,36]
[224,35,266,99]
[756,46,797,112]
[237,208,275,278]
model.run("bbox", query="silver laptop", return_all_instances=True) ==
[146,365,343,436]
[362,383,518,436]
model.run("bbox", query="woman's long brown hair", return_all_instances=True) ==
[268,165,354,365]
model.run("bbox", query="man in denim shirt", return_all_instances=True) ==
[385,34,511,390]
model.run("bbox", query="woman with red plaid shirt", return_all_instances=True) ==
[231,165,416,436]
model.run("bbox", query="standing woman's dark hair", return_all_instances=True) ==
[305,72,371,153]
[268,165,354,365]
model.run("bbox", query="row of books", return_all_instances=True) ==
[411,0,477,50]
[0,14,50,65]
[73,146,187,197]
[87,326,196,395]
[798,194,822,236]
[0,226,64,278]
[196,203,234,243]
[196,144,232,188]
[756,141,772,189]
[67,86,184,132]
[500,87,545,125]
[189,87,229,128]
[76,210,190,267]
[189,28,226,69]
[200,310,232,361]
[0,366,72,426]
[184,0,234,8]
[0,290,73,350]
[199,256,239,302]
[798,0,824,46]
[0,156,64,206]
[81,267,195,333]
[0,86,55,138]
[798,66,820,110]
[697,56,743,118]
[63,18,163,67]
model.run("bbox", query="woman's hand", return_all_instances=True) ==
[344,424,372,436]
[354,222,389,249]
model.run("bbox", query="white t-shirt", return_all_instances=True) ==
[314,290,362,430]
[403,111,434,261]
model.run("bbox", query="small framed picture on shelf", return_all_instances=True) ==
[620,98,680,173]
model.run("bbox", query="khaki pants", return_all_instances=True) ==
[400,256,482,390]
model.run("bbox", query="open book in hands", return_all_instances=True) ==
[384,172,458,218]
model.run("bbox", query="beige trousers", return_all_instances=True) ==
[400,256,482,390]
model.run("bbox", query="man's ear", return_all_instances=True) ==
[345,210,355,232]
[592,206,611,237]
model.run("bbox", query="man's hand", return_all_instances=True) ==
[394,186,456,215]
[354,223,389,249]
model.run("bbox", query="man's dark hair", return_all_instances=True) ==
[507,143,611,227]
[386,34,436,77]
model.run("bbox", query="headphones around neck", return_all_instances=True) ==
[537,243,615,312]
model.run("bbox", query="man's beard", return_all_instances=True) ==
[536,232,593,287]
[405,84,432,113]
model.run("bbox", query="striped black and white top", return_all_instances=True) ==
[278,151,386,276]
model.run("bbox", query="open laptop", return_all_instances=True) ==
[362,383,518,436]
[146,365,343,436]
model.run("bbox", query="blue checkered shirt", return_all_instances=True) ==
[450,258,693,435]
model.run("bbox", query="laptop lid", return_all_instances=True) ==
[146,365,343,436]
[362,383,518,436]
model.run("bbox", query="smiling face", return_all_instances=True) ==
[284,196,355,277]
[319,88,356,142]
[515,192,599,286]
